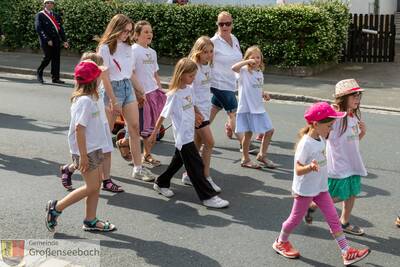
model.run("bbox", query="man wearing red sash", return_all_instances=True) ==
[35,0,69,84]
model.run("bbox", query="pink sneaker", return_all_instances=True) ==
[342,247,370,266]
[256,133,264,142]
[272,239,300,259]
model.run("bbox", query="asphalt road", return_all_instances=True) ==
[0,73,399,267]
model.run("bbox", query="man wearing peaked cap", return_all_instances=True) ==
[35,0,69,84]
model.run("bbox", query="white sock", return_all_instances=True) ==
[133,165,142,173]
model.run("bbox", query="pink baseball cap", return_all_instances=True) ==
[74,61,103,84]
[304,102,346,124]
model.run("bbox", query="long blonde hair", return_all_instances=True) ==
[189,36,214,65]
[169,58,197,93]
[243,45,265,71]
[97,14,133,55]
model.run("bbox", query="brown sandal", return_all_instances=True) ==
[143,154,161,167]
[116,139,132,162]
[240,159,261,169]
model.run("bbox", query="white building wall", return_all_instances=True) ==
[349,0,397,14]
[379,0,397,14]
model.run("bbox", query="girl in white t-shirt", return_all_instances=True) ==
[45,61,116,232]
[59,53,123,193]
[179,36,221,192]
[232,46,276,169]
[149,58,229,209]
[306,79,367,235]
[130,20,166,167]
[97,14,154,182]
[272,102,370,266]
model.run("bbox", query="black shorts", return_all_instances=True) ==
[195,120,210,130]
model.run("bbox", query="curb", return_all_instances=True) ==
[1,65,399,114]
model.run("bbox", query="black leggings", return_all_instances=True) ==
[155,142,217,201]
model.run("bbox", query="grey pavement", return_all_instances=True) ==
[0,73,400,266]
[0,50,399,112]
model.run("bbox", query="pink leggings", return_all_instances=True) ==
[281,191,342,235]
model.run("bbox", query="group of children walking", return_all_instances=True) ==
[44,11,377,266]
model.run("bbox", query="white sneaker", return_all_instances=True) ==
[206,177,221,192]
[132,167,155,182]
[181,172,192,186]
[203,196,229,208]
[153,183,174,198]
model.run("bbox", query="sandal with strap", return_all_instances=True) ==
[342,222,365,236]
[241,159,261,169]
[82,218,116,232]
[395,216,400,228]
[116,139,132,162]
[102,179,124,193]
[143,154,161,167]
[304,207,316,224]
[256,156,277,169]
[60,165,74,191]
[45,200,62,232]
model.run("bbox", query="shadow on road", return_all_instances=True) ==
[0,112,68,134]
[0,153,62,176]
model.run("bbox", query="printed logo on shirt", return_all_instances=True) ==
[347,125,359,141]
[143,53,155,65]
[201,71,211,85]
[252,76,263,89]
[91,111,100,118]
[182,95,193,110]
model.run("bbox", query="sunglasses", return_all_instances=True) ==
[217,21,232,27]
[122,29,132,34]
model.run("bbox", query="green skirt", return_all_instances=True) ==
[328,175,361,201]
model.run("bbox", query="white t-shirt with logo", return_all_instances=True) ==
[132,43,159,94]
[211,33,242,91]
[193,63,212,121]
[327,116,367,178]
[292,135,329,197]
[236,66,265,114]
[98,42,134,81]
[68,96,106,155]
[160,86,195,150]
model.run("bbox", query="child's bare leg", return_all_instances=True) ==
[258,129,274,158]
[195,126,214,178]
[56,167,102,212]
[241,132,253,163]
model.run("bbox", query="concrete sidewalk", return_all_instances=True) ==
[1,51,399,112]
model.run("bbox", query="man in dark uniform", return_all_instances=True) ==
[35,0,69,84]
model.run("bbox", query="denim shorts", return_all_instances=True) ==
[210,87,238,113]
[104,79,136,107]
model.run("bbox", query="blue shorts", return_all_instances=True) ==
[104,79,136,107]
[210,87,238,113]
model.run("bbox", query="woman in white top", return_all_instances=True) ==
[210,11,253,151]
[97,14,154,182]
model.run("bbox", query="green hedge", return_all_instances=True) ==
[0,0,350,67]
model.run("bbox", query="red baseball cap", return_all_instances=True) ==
[74,61,102,84]
[304,102,346,124]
